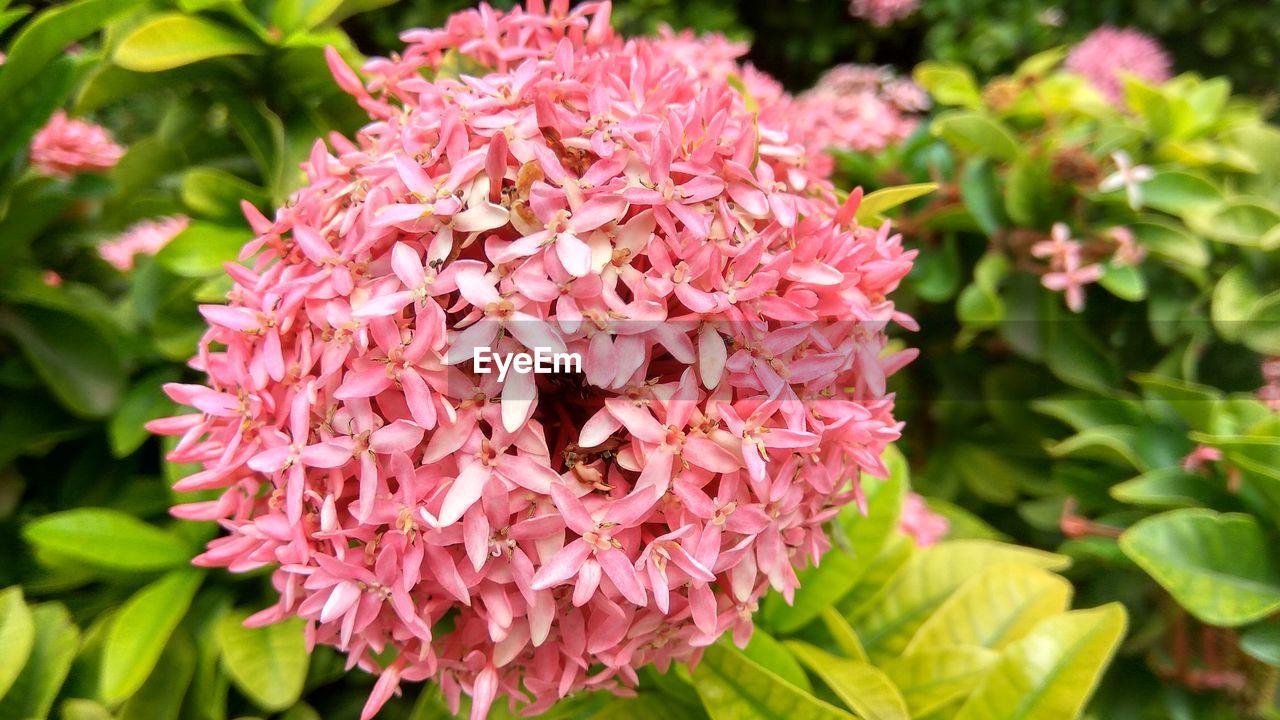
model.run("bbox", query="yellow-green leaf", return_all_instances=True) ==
[217,614,309,712]
[954,604,1127,720]
[692,643,855,720]
[820,608,867,662]
[883,647,999,717]
[0,587,34,702]
[22,509,191,572]
[931,111,1021,161]
[0,602,81,720]
[906,565,1072,652]
[855,184,938,225]
[114,14,263,72]
[100,570,203,704]
[786,642,909,720]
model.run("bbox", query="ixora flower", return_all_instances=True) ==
[898,492,947,547]
[796,65,928,153]
[150,2,916,718]
[28,110,125,179]
[99,216,190,271]
[848,0,919,27]
[1065,26,1173,106]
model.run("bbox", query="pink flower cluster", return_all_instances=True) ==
[29,111,124,179]
[848,0,919,27]
[150,2,915,718]
[1259,357,1280,413]
[1035,223,1145,313]
[898,492,947,547]
[796,65,927,153]
[1066,26,1173,106]
[99,216,190,271]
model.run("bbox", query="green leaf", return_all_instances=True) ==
[0,305,126,418]
[954,604,1126,720]
[1189,200,1280,247]
[109,368,181,457]
[217,614,309,712]
[0,588,35,702]
[0,603,81,720]
[1043,313,1121,393]
[742,630,810,692]
[913,63,981,108]
[100,570,203,705]
[60,699,116,720]
[959,158,1003,236]
[838,535,915,619]
[1003,155,1052,227]
[1120,510,1280,626]
[270,0,345,33]
[1243,290,1280,355]
[0,0,135,101]
[692,643,855,720]
[905,565,1073,653]
[786,643,909,720]
[1239,624,1280,667]
[23,509,191,572]
[931,111,1021,161]
[181,168,267,222]
[0,54,75,164]
[853,541,1069,660]
[154,222,251,277]
[114,14,263,72]
[855,183,938,225]
[911,234,962,302]
[1139,171,1223,218]
[820,608,868,662]
[1098,262,1146,301]
[1111,468,1231,509]
[1047,426,1143,469]
[1129,220,1208,268]
[882,647,998,717]
[1134,373,1222,432]
[118,632,195,720]
[1210,266,1258,343]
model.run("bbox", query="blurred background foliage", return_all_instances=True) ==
[1,0,1278,719]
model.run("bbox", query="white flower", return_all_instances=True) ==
[1099,150,1155,210]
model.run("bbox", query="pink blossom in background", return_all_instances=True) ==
[150,2,916,719]
[899,492,947,547]
[1037,223,1102,313]
[796,65,928,153]
[849,0,919,27]
[29,111,125,179]
[1066,26,1173,106]
[1259,357,1280,412]
[98,216,189,271]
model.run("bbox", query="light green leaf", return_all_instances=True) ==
[838,535,915,619]
[954,604,1126,720]
[1098,262,1146,301]
[1243,290,1280,356]
[0,603,80,720]
[855,183,938,225]
[786,643,909,720]
[692,643,855,720]
[1240,624,1280,667]
[853,541,1069,660]
[1188,200,1280,247]
[109,369,180,457]
[1129,220,1208,268]
[1134,373,1222,432]
[906,565,1072,653]
[0,306,126,419]
[959,158,1003,236]
[913,63,981,108]
[742,630,810,692]
[100,570,203,704]
[821,608,868,662]
[114,14,263,72]
[118,633,195,720]
[270,0,345,33]
[0,588,35,702]
[1111,468,1230,509]
[181,168,267,222]
[0,0,135,101]
[1120,510,1280,626]
[1139,171,1223,218]
[22,509,191,572]
[883,647,998,717]
[154,222,251,277]
[1211,266,1259,343]
[1047,426,1142,469]
[60,699,116,720]
[931,111,1021,161]
[217,614,309,712]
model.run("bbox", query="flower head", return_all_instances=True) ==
[796,65,927,153]
[1066,26,1172,106]
[99,216,189,271]
[151,3,915,718]
[29,111,124,178]
[848,0,919,27]
[1098,151,1154,210]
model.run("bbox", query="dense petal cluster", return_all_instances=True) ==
[796,65,927,153]
[99,216,190,271]
[1066,26,1173,106]
[29,111,124,179]
[151,2,915,718]
[848,0,919,27]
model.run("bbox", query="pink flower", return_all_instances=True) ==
[29,111,125,178]
[98,216,189,271]
[1032,222,1080,269]
[41,270,63,287]
[1042,248,1103,313]
[898,492,947,547]
[151,3,915,718]
[795,65,926,153]
[1259,357,1280,413]
[1066,26,1173,106]
[1104,226,1145,266]
[848,0,919,26]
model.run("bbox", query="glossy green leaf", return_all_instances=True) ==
[118,632,195,720]
[786,643,909,720]
[820,608,868,662]
[180,168,267,222]
[1111,468,1231,509]
[853,541,1069,660]
[906,565,1072,652]
[59,699,116,720]
[1139,171,1223,218]
[0,0,134,101]
[0,603,80,720]
[1129,220,1208,268]
[1120,510,1280,626]
[959,158,1003,236]
[154,222,251,277]
[114,14,263,72]
[692,643,855,720]
[838,535,915,619]
[100,570,203,704]
[954,604,1126,720]
[855,183,938,225]
[882,647,998,717]
[1098,262,1147,301]
[270,0,345,33]
[0,305,126,419]
[217,614,309,712]
[109,368,180,457]
[913,63,981,108]
[931,111,1021,160]
[1189,200,1280,246]
[1239,624,1280,667]
[1243,290,1280,355]
[742,630,810,691]
[23,509,191,572]
[0,588,35,702]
